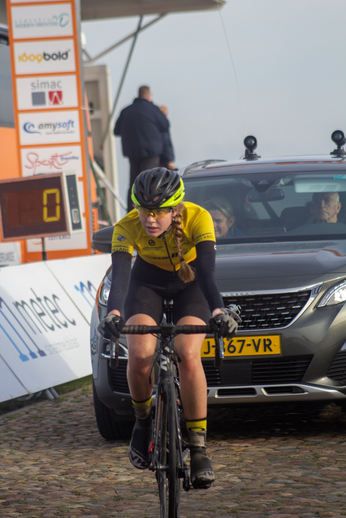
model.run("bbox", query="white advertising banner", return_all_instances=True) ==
[0,254,111,402]
[19,110,80,145]
[16,74,78,111]
[11,3,73,40]
[0,357,27,401]
[46,254,111,323]
[21,145,83,177]
[0,261,92,397]
[14,39,76,75]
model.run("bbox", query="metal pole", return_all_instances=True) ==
[91,159,127,211]
[85,15,166,64]
[100,15,143,150]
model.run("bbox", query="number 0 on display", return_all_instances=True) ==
[0,174,69,241]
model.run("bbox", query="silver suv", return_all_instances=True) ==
[91,132,346,439]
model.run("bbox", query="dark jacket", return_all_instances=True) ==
[160,131,174,165]
[114,98,172,160]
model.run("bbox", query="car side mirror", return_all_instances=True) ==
[92,226,113,253]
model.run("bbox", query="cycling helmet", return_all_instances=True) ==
[131,167,185,208]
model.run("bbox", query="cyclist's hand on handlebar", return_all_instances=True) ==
[98,314,125,341]
[209,306,242,339]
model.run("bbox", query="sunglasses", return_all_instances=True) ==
[137,207,173,219]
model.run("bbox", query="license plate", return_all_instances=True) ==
[201,335,281,357]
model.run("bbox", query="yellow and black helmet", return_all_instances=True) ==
[131,167,185,208]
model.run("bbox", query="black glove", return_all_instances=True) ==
[209,306,242,339]
[98,314,125,342]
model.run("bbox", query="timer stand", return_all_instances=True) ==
[42,237,47,261]
[0,174,83,254]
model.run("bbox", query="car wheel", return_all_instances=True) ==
[92,381,134,440]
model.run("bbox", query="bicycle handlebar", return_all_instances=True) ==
[122,324,213,336]
[108,323,224,370]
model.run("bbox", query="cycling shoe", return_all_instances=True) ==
[128,417,152,470]
[190,446,215,489]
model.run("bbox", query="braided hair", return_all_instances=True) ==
[173,203,195,282]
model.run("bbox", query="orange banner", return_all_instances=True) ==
[5,0,94,262]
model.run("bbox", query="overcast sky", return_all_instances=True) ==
[82,0,346,208]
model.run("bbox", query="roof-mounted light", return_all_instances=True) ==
[331,130,346,157]
[243,135,260,160]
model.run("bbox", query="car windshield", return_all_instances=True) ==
[184,171,346,242]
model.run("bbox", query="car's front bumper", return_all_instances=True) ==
[205,382,346,405]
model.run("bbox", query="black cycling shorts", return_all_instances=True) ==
[124,256,211,325]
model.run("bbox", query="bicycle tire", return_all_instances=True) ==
[157,378,180,518]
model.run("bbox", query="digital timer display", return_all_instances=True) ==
[0,174,68,241]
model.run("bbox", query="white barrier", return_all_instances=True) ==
[0,254,111,403]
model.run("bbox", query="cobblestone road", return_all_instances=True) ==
[1,384,346,518]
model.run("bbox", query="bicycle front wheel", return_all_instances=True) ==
[157,378,180,518]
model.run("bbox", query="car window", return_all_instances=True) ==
[184,171,346,242]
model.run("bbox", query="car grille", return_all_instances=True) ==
[223,290,311,330]
[109,359,130,393]
[203,356,313,386]
[109,356,313,393]
[327,351,346,385]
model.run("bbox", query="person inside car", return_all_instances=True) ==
[311,192,342,223]
[204,196,245,238]
[97,168,240,489]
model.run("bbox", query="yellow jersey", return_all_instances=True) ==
[111,202,215,272]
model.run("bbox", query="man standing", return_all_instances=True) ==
[114,86,175,212]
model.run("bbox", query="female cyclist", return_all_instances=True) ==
[98,167,239,489]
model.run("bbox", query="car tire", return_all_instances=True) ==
[93,381,134,440]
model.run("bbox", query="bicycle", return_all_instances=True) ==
[109,300,236,518]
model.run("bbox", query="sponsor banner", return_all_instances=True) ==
[0,260,92,398]
[0,357,28,401]
[14,39,75,75]
[0,243,22,267]
[0,255,110,402]
[11,3,73,40]
[45,254,111,323]
[19,110,80,145]
[6,0,94,260]
[16,74,78,110]
[21,145,83,177]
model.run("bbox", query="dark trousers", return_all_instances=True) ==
[128,156,160,212]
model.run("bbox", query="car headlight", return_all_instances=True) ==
[318,280,346,307]
[98,274,111,307]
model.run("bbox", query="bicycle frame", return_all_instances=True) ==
[111,300,228,517]
[149,301,189,493]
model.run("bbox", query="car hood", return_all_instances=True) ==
[215,240,346,291]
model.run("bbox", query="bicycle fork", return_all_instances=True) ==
[149,344,190,490]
